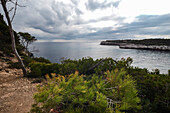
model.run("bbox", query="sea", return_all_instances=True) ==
[29,42,170,74]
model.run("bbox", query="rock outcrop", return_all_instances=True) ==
[119,44,170,51]
[100,41,170,51]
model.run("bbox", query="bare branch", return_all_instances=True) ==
[1,0,27,76]
[9,0,25,7]
[8,6,14,12]
[10,0,17,22]
[20,38,25,46]
[30,46,39,53]
[105,86,118,90]
[88,59,107,71]
[3,0,7,4]
[5,0,26,22]
[88,58,118,71]
[107,97,121,110]
[30,49,39,53]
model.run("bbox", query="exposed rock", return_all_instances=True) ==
[119,44,170,51]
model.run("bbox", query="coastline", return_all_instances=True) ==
[100,39,170,51]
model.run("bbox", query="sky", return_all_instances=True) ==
[1,0,170,42]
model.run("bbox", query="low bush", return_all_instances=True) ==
[23,56,33,67]
[30,69,141,113]
[32,57,51,63]
[28,57,131,78]
[8,61,21,69]
[28,57,170,112]
[28,62,60,78]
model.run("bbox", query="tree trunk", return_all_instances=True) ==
[1,0,27,77]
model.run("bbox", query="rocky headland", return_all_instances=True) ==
[100,39,170,51]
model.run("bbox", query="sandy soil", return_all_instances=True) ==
[0,57,40,113]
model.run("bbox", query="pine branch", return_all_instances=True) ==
[8,7,14,13]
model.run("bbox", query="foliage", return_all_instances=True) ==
[7,61,21,69]
[0,13,35,60]
[18,32,36,45]
[31,69,140,113]
[127,67,170,113]
[28,57,170,113]
[23,55,34,66]
[32,57,51,63]
[28,62,60,78]
[0,13,24,56]
[28,57,132,78]
[18,32,37,54]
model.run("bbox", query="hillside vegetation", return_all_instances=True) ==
[0,14,24,56]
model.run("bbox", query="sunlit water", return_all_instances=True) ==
[29,42,170,74]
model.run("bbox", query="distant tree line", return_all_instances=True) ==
[105,39,170,46]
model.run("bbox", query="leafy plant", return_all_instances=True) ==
[28,57,170,112]
[32,57,51,63]
[30,69,141,113]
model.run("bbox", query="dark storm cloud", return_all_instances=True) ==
[86,0,121,11]
[28,1,84,35]
[76,13,170,40]
[116,14,170,36]
[51,2,71,21]
[0,0,125,40]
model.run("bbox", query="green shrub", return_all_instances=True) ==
[28,57,170,112]
[127,67,170,113]
[23,56,33,67]
[30,69,140,113]
[0,13,25,56]
[28,62,44,77]
[8,61,21,69]
[32,57,51,63]
[153,69,160,75]
[59,62,78,75]
[28,62,60,78]
[2,47,13,56]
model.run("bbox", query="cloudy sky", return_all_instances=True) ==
[1,0,170,41]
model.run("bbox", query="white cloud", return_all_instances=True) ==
[81,7,115,20]
[118,0,170,17]
[1,0,170,41]
[87,20,116,28]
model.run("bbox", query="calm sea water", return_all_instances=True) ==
[29,42,170,74]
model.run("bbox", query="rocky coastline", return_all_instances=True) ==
[100,39,170,51]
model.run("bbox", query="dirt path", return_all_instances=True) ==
[0,57,40,113]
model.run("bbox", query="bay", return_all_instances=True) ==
[29,42,170,74]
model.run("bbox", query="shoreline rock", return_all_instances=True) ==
[119,44,170,51]
[100,41,170,51]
